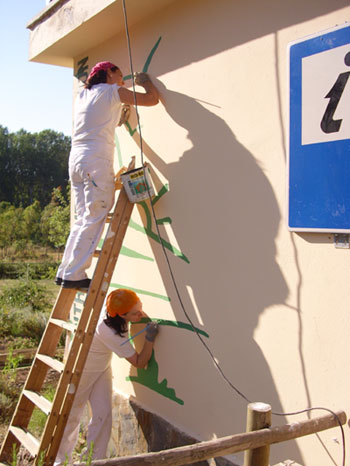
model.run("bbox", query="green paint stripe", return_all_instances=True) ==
[138,318,209,338]
[139,200,152,229]
[152,184,169,206]
[109,283,170,302]
[114,133,123,167]
[97,239,154,262]
[120,246,154,261]
[123,36,162,80]
[124,121,137,136]
[156,217,172,225]
[129,218,190,263]
[143,36,162,72]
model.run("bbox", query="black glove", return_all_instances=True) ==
[145,322,159,342]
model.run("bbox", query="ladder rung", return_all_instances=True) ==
[50,318,76,333]
[106,213,113,223]
[23,390,52,415]
[93,250,101,257]
[36,354,64,373]
[9,426,39,457]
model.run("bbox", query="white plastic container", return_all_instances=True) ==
[121,166,155,202]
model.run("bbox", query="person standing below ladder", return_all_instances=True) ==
[53,288,159,465]
[56,62,159,290]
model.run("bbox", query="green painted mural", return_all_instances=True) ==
[109,283,170,302]
[111,36,195,404]
[71,38,200,406]
[127,350,184,405]
[129,197,190,264]
[126,319,209,404]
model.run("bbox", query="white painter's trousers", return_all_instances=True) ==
[57,156,115,281]
[54,367,113,465]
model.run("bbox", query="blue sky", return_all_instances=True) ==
[0,1,73,136]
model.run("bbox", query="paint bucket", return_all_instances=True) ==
[121,165,155,202]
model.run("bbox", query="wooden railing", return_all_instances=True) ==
[74,402,346,466]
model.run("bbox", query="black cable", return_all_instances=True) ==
[121,2,346,464]
[121,0,144,161]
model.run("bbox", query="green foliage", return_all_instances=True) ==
[41,186,70,249]
[0,189,70,254]
[0,351,21,422]
[0,126,71,208]
[22,200,42,243]
[3,345,23,376]
[0,279,51,345]
[0,279,51,311]
[28,386,56,437]
[0,262,59,280]
[0,126,71,256]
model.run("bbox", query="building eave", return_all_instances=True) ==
[26,0,176,68]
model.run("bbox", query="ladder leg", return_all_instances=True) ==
[42,188,135,465]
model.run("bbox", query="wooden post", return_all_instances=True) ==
[243,402,272,466]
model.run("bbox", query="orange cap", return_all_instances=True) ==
[106,289,140,317]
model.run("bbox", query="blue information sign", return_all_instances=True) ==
[288,24,350,232]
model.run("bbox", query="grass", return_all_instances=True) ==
[28,385,56,437]
[0,273,95,463]
[0,277,61,427]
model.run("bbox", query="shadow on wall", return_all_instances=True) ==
[129,81,303,464]
[147,0,349,78]
[121,1,350,463]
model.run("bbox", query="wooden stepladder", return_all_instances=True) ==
[0,159,136,465]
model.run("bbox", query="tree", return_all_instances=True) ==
[0,126,13,204]
[0,204,24,249]
[41,186,70,249]
[22,201,42,243]
[0,126,71,207]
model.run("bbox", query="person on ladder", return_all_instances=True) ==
[54,288,159,465]
[56,62,159,290]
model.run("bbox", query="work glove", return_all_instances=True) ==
[134,72,151,86]
[145,322,159,342]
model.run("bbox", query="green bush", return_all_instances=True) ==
[0,261,59,280]
[0,279,53,345]
[0,390,16,422]
[0,369,19,422]
[0,279,51,311]
[0,309,47,344]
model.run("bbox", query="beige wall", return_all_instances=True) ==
[69,1,350,464]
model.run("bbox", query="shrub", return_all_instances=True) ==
[0,279,53,345]
[0,261,59,280]
[0,279,51,311]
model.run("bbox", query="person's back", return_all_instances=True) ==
[72,83,122,161]
[83,314,134,373]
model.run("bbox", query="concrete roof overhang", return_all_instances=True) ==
[27,0,176,68]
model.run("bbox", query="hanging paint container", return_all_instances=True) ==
[121,165,155,202]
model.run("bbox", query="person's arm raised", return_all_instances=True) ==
[118,72,159,107]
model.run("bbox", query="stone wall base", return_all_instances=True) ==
[106,392,239,466]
